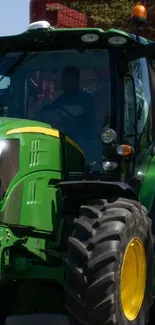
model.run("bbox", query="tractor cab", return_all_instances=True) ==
[0,23,112,171]
[0,16,154,177]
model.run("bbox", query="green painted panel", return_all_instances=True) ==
[139,157,155,212]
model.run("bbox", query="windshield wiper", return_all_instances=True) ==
[0,52,38,83]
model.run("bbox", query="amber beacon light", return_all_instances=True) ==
[131,4,147,23]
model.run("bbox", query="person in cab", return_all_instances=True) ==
[34,65,95,135]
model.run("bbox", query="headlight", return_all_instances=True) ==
[0,140,8,158]
[102,161,118,171]
[108,36,127,46]
[101,127,117,144]
[81,33,99,43]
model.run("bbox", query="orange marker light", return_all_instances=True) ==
[131,5,147,22]
[116,145,134,157]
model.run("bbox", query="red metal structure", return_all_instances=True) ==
[30,0,93,28]
[30,0,154,40]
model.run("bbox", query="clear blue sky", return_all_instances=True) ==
[0,0,30,36]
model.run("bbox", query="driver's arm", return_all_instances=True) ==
[32,96,62,123]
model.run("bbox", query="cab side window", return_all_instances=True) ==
[124,58,152,149]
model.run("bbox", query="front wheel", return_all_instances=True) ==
[65,198,153,325]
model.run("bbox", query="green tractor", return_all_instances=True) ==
[0,3,155,325]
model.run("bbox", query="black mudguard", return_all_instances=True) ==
[57,180,138,201]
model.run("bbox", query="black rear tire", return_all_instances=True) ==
[65,198,153,325]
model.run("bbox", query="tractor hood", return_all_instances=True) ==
[0,117,85,230]
[0,117,54,137]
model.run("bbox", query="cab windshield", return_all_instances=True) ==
[0,49,112,170]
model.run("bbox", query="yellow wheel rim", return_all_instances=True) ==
[120,237,146,321]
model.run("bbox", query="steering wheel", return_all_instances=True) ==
[38,104,84,138]
[54,105,75,124]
